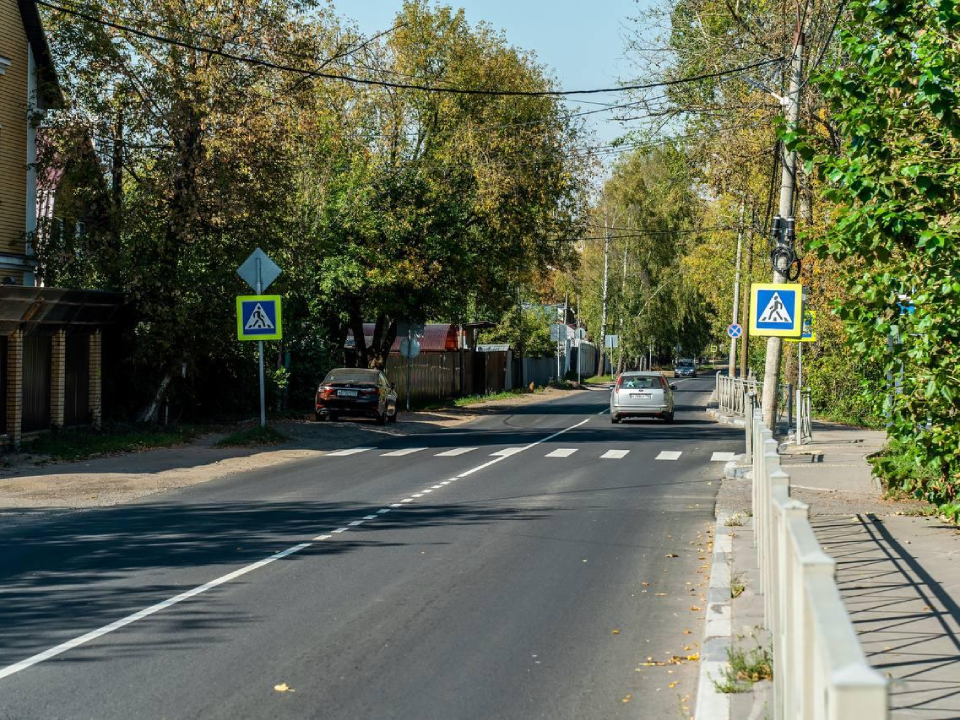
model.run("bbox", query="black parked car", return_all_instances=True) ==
[316,368,398,425]
[674,359,697,378]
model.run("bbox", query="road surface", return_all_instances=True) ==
[0,375,740,719]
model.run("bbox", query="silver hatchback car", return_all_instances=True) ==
[610,371,676,424]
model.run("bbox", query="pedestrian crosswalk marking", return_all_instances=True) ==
[601,449,630,459]
[492,447,525,457]
[435,447,478,457]
[758,291,792,324]
[243,302,276,330]
[711,452,737,462]
[382,448,427,457]
[656,451,682,460]
[546,448,578,458]
[327,447,375,456]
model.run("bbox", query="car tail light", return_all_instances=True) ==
[319,385,334,398]
[360,387,378,396]
[615,376,623,391]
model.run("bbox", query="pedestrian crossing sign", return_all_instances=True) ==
[237,295,282,341]
[749,283,803,337]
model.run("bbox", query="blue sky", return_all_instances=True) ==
[330,0,646,147]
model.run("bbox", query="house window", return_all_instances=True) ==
[0,56,11,75]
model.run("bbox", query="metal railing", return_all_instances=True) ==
[747,407,888,718]
[716,374,791,422]
[796,387,813,445]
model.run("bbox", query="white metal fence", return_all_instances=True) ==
[747,405,888,718]
[716,375,761,416]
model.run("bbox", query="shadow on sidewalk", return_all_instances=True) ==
[811,514,960,719]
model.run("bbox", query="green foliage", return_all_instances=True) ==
[713,644,773,694]
[802,0,960,508]
[25,424,202,462]
[480,307,554,358]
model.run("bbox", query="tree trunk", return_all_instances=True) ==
[139,372,172,423]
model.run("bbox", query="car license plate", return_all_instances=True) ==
[632,393,651,399]
[338,389,358,397]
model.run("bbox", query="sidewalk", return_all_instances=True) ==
[716,422,960,718]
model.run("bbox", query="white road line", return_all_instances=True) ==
[326,447,375,457]
[545,448,578,458]
[491,447,525,457]
[381,448,427,457]
[0,412,596,682]
[390,503,403,508]
[377,509,391,514]
[363,515,378,520]
[411,493,423,498]
[314,534,331,541]
[431,485,443,489]
[348,520,364,526]
[711,452,736,462]
[435,447,478,457]
[421,489,433,494]
[600,449,629,459]
[656,451,683,460]
[0,542,313,682]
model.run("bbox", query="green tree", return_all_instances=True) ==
[799,0,960,515]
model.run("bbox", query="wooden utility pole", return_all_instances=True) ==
[761,29,804,430]
[740,211,754,378]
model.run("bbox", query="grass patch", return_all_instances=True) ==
[713,644,773,693]
[584,374,616,384]
[24,424,203,462]
[731,570,746,599]
[214,425,289,448]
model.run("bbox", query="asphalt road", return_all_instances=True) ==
[0,375,741,719]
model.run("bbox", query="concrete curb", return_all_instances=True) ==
[695,516,732,720]
[707,409,746,427]
[722,454,749,481]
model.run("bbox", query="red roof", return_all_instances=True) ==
[346,323,460,352]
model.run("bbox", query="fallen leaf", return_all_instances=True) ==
[683,629,692,635]
[274,683,293,693]
[689,606,702,611]
[622,694,632,703]
[669,681,678,688]
[665,553,679,558]
[611,629,620,635]
[655,593,667,597]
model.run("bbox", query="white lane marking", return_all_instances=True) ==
[656,451,683,460]
[377,509,391,514]
[390,503,403,508]
[314,534,331,541]
[348,520,364,526]
[545,448,578,458]
[0,412,597,682]
[435,447,478,457]
[601,449,629,459]
[421,489,433,494]
[381,448,427,457]
[327,447,375,457]
[431,485,443,489]
[363,515,378,520]
[411,493,423,498]
[491,447,524,457]
[0,542,313,682]
[711,451,736,462]
[440,481,451,486]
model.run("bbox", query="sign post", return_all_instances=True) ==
[398,322,423,411]
[237,249,282,428]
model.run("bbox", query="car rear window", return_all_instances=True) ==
[323,369,379,384]
[621,377,659,389]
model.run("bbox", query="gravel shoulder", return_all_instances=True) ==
[0,387,589,511]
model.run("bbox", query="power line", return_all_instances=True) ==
[38,0,784,98]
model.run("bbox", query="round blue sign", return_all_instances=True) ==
[727,323,743,339]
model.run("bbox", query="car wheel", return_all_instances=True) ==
[389,408,398,423]
[610,414,620,424]
[315,412,323,422]
[664,412,675,424]
[329,412,339,422]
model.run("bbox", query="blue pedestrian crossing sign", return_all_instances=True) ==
[749,283,803,337]
[237,295,282,341]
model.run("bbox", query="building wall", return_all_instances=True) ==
[0,0,28,267]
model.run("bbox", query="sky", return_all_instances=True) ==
[329,0,647,148]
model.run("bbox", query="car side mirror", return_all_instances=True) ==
[670,384,678,390]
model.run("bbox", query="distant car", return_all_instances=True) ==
[316,368,398,425]
[610,371,676,423]
[674,359,697,378]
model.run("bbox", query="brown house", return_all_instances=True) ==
[0,0,124,446]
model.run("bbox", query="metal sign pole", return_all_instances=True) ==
[257,259,265,428]
[406,328,412,412]
[796,342,803,445]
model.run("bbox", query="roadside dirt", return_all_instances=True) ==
[0,386,594,512]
